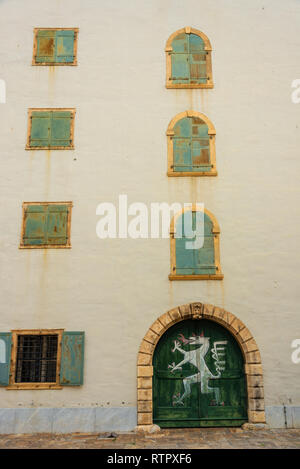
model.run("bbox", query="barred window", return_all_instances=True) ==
[15,334,58,383]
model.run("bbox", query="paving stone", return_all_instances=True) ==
[0,428,299,449]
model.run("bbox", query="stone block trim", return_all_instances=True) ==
[137,302,266,428]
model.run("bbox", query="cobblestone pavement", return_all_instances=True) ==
[0,428,299,449]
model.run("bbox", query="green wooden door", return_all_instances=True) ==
[153,319,247,428]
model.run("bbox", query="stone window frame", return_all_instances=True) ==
[19,201,73,250]
[32,28,79,66]
[169,205,223,280]
[136,302,266,432]
[25,108,76,151]
[167,110,217,177]
[7,329,64,390]
[165,27,213,89]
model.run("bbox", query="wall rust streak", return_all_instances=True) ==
[48,66,55,102]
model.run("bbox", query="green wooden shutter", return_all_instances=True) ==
[194,236,216,275]
[50,111,72,147]
[35,30,56,63]
[175,211,196,274]
[171,54,189,83]
[173,139,191,172]
[171,33,208,85]
[23,205,47,246]
[189,34,207,85]
[30,111,52,147]
[0,333,12,386]
[173,117,192,171]
[173,116,211,173]
[46,205,69,245]
[175,212,216,275]
[60,332,85,385]
[35,30,75,64]
[191,117,211,172]
[55,30,75,63]
[171,33,189,83]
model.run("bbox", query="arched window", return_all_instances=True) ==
[165,27,213,89]
[169,206,223,280]
[167,111,217,176]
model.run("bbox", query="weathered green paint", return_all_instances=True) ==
[173,117,211,172]
[153,319,247,428]
[0,333,12,386]
[36,29,75,64]
[60,331,85,386]
[23,204,69,246]
[30,111,72,148]
[171,33,207,85]
[175,212,216,275]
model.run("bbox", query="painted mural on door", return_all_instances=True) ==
[168,332,227,406]
[153,319,248,427]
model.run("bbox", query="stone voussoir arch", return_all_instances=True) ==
[137,302,266,431]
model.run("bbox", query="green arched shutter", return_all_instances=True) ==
[173,117,211,172]
[171,33,208,85]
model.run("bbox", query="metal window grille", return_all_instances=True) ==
[15,335,58,383]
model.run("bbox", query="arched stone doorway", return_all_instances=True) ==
[137,303,265,431]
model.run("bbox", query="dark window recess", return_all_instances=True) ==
[15,335,58,383]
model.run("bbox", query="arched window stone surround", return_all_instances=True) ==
[165,27,213,89]
[137,302,266,431]
[166,110,217,177]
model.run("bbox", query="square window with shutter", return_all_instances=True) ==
[1,330,85,390]
[20,202,73,249]
[32,28,79,65]
[26,108,75,150]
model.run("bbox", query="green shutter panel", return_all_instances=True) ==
[175,212,196,274]
[195,236,216,275]
[191,139,210,171]
[189,34,207,85]
[191,119,211,171]
[175,212,216,275]
[0,333,12,386]
[46,205,69,245]
[30,112,51,147]
[173,117,192,171]
[175,237,195,275]
[172,32,189,53]
[50,111,72,147]
[173,139,191,171]
[171,34,189,82]
[35,30,56,63]
[195,213,216,274]
[23,205,47,246]
[60,332,85,385]
[171,54,189,83]
[174,117,191,137]
[189,33,205,52]
[55,30,75,63]
[189,52,207,84]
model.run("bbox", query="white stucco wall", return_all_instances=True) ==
[0,0,300,418]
